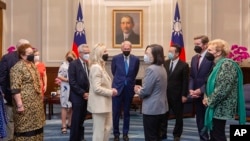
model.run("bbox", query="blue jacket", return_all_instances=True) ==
[0,51,19,105]
[111,54,140,97]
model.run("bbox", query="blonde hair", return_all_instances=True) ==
[208,39,230,57]
[89,43,106,68]
[65,51,77,60]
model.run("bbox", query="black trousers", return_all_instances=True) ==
[161,97,183,138]
[209,118,226,141]
[69,102,87,141]
[143,113,165,141]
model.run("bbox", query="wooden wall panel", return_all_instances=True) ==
[242,67,250,84]
[45,67,59,97]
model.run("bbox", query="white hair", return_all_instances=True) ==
[16,39,30,48]
[78,44,89,53]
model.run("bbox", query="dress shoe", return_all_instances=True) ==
[114,135,120,141]
[123,135,129,141]
[174,137,180,141]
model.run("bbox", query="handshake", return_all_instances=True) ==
[134,85,142,94]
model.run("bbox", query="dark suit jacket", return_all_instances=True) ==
[68,59,89,104]
[0,51,19,105]
[189,54,214,93]
[164,59,189,100]
[116,31,140,44]
[111,54,140,97]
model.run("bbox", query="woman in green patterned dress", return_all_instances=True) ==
[10,44,45,141]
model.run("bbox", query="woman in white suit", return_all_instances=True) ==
[87,43,118,141]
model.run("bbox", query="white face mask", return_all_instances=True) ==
[83,54,89,60]
[143,54,151,64]
[34,55,40,61]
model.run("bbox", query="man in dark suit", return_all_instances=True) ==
[0,39,30,141]
[189,35,214,141]
[68,44,90,141]
[111,41,140,141]
[161,44,189,141]
[116,15,140,44]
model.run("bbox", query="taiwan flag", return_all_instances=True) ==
[171,2,186,62]
[72,2,87,57]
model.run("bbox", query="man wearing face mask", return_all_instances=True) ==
[68,44,90,141]
[189,35,214,141]
[111,41,140,141]
[160,44,189,141]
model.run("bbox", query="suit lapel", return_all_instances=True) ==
[119,54,126,75]
[165,60,171,76]
[77,59,87,77]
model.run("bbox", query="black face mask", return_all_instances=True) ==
[194,46,202,54]
[27,54,34,62]
[67,57,73,62]
[205,52,215,61]
[102,54,109,61]
[123,51,130,56]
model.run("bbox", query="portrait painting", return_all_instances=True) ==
[112,9,143,48]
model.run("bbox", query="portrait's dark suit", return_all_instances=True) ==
[116,31,140,44]
[189,54,214,141]
[0,51,19,106]
[162,59,189,139]
[111,54,140,137]
[68,59,89,141]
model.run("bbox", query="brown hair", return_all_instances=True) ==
[17,44,32,59]
[194,35,209,44]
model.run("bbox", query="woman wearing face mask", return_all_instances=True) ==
[33,49,47,98]
[10,44,45,140]
[202,39,246,141]
[87,43,118,141]
[134,44,168,141]
[57,51,77,134]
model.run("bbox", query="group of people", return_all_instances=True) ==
[62,41,140,141]
[0,39,47,141]
[134,35,246,141]
[0,35,246,141]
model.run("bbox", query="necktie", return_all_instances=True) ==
[124,57,129,75]
[169,62,173,74]
[83,62,88,76]
[197,55,201,70]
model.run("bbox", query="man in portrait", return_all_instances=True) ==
[116,15,140,44]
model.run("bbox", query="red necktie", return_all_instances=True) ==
[197,55,201,70]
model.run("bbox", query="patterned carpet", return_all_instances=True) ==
[44,105,242,141]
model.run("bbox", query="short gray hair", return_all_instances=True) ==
[121,41,132,48]
[78,44,89,53]
[16,39,30,48]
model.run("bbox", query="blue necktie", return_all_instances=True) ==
[124,57,128,85]
[125,57,128,75]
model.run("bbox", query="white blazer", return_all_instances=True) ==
[87,63,113,113]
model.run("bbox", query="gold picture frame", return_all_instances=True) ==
[112,9,143,48]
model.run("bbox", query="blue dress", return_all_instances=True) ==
[0,89,7,138]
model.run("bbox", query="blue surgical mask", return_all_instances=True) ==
[83,54,89,60]
[143,54,151,64]
[168,52,174,60]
